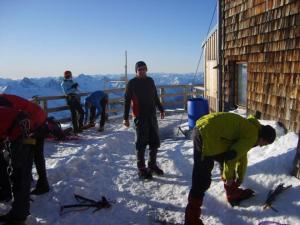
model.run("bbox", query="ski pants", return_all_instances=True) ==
[32,124,49,188]
[66,94,84,131]
[134,115,160,169]
[189,128,224,199]
[89,96,108,127]
[0,151,10,198]
[1,139,34,220]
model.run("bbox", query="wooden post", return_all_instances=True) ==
[183,85,190,110]
[159,87,164,106]
[42,100,48,117]
[292,131,300,179]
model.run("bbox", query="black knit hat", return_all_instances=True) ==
[135,61,147,72]
[260,125,276,144]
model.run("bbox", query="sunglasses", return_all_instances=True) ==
[137,67,147,71]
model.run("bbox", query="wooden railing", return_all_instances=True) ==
[33,84,204,123]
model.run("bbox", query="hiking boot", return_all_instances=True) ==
[0,192,12,202]
[224,182,255,206]
[31,185,50,195]
[74,128,82,134]
[98,126,104,132]
[0,214,9,222]
[2,220,26,225]
[89,122,96,127]
[0,195,12,202]
[138,168,153,180]
[0,213,26,225]
[149,165,164,176]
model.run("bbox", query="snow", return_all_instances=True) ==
[1,113,299,225]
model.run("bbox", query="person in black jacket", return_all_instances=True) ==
[123,61,165,179]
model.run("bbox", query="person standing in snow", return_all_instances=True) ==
[185,112,276,225]
[123,61,165,179]
[84,90,108,132]
[61,70,84,133]
[0,94,50,195]
[0,104,47,225]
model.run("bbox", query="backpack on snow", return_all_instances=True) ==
[46,117,72,140]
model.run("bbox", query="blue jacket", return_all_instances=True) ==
[84,91,108,121]
[61,79,79,95]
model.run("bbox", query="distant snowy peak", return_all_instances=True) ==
[20,77,38,88]
[0,86,8,93]
[43,79,60,90]
[0,73,204,99]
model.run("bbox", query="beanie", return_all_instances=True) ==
[64,70,72,79]
[260,125,276,144]
[135,61,147,72]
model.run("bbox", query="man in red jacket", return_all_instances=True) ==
[0,94,50,195]
[0,106,38,225]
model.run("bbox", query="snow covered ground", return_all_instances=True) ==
[0,113,299,225]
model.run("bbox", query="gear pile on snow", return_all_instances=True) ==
[263,183,292,212]
[60,194,111,214]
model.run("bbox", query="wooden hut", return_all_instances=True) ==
[292,131,300,179]
[219,0,300,131]
[202,26,219,112]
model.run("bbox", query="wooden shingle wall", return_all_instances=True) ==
[222,0,300,131]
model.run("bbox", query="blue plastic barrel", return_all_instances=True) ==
[187,97,209,129]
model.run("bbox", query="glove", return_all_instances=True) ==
[71,83,78,89]
[223,150,237,161]
[224,181,255,206]
[184,196,204,225]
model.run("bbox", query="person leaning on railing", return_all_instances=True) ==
[61,70,84,133]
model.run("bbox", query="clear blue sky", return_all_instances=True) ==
[0,0,217,78]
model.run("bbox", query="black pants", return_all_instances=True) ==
[134,115,160,169]
[33,125,49,188]
[66,95,84,131]
[0,152,10,198]
[89,97,108,127]
[189,128,224,199]
[1,140,34,220]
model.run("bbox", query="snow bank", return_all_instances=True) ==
[0,114,299,225]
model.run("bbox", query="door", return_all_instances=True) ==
[236,63,247,107]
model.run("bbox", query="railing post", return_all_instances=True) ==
[183,85,188,110]
[159,87,164,106]
[42,100,48,117]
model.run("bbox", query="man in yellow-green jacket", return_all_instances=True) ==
[185,112,276,225]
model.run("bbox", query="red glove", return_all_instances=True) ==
[224,181,255,207]
[184,196,204,225]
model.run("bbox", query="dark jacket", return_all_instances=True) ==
[124,76,163,120]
